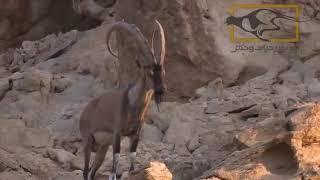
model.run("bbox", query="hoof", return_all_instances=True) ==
[109,173,117,180]
[129,166,134,173]
[109,173,122,180]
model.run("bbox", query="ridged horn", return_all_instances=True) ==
[106,21,156,64]
[151,20,166,65]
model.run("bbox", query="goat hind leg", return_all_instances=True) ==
[83,135,93,180]
[110,133,121,180]
[89,144,109,180]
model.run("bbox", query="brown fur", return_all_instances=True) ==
[79,71,155,180]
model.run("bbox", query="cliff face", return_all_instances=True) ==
[2,0,319,100]
[0,0,100,52]
[0,0,320,180]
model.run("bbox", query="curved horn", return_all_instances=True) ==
[105,25,118,58]
[151,20,166,65]
[106,21,156,64]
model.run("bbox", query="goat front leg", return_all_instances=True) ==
[110,133,121,180]
[128,132,140,174]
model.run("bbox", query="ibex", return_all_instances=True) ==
[79,20,166,180]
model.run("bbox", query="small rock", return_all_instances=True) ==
[17,151,59,177]
[207,78,224,100]
[125,161,172,180]
[304,55,320,83]
[0,171,31,180]
[0,68,9,78]
[52,76,72,93]
[21,41,38,58]
[297,32,320,59]
[13,69,52,93]
[21,128,53,148]
[235,116,287,147]
[145,161,172,180]
[259,103,275,118]
[192,145,209,156]
[47,148,76,165]
[240,104,260,119]
[53,170,83,180]
[195,86,207,98]
[70,157,84,170]
[141,124,163,142]
[205,99,256,114]
[148,102,180,132]
[0,51,12,66]
[0,148,20,171]
[187,136,201,153]
[279,70,303,85]
[164,118,193,145]
[175,143,191,156]
[194,78,224,101]
[0,119,26,147]
[192,159,211,178]
[0,78,10,99]
[307,79,320,98]
[122,162,172,180]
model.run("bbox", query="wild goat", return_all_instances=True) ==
[79,20,166,180]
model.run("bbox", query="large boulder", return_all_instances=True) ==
[199,103,320,180]
[0,148,60,180]
[11,30,78,72]
[289,103,320,178]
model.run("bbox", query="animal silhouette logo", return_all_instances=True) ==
[225,4,313,43]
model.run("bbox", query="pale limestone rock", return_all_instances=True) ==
[187,136,201,153]
[21,128,52,148]
[0,78,10,100]
[122,161,172,180]
[47,148,76,165]
[141,124,163,143]
[307,79,320,98]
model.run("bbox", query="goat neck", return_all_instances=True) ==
[127,70,154,122]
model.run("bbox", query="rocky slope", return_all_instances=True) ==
[0,0,320,180]
[0,27,320,179]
